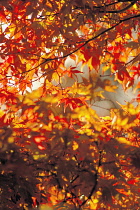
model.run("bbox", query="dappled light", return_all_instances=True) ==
[0,0,140,210]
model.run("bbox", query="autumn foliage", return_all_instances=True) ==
[0,0,140,209]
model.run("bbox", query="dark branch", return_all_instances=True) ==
[79,172,98,207]
[1,14,139,80]
[99,0,138,13]
[74,0,138,14]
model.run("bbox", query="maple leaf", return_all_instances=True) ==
[63,66,82,78]
[60,97,85,111]
[0,0,140,209]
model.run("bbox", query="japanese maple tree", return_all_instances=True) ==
[0,0,140,210]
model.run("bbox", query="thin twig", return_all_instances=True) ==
[1,14,139,81]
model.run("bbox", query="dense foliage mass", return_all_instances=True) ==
[0,0,140,209]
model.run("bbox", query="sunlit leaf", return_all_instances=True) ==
[0,0,139,209]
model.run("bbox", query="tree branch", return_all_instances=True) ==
[51,14,140,62]
[74,0,138,14]
[79,172,98,208]
[1,14,139,80]
[99,0,138,13]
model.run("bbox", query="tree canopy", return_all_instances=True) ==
[0,0,140,209]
